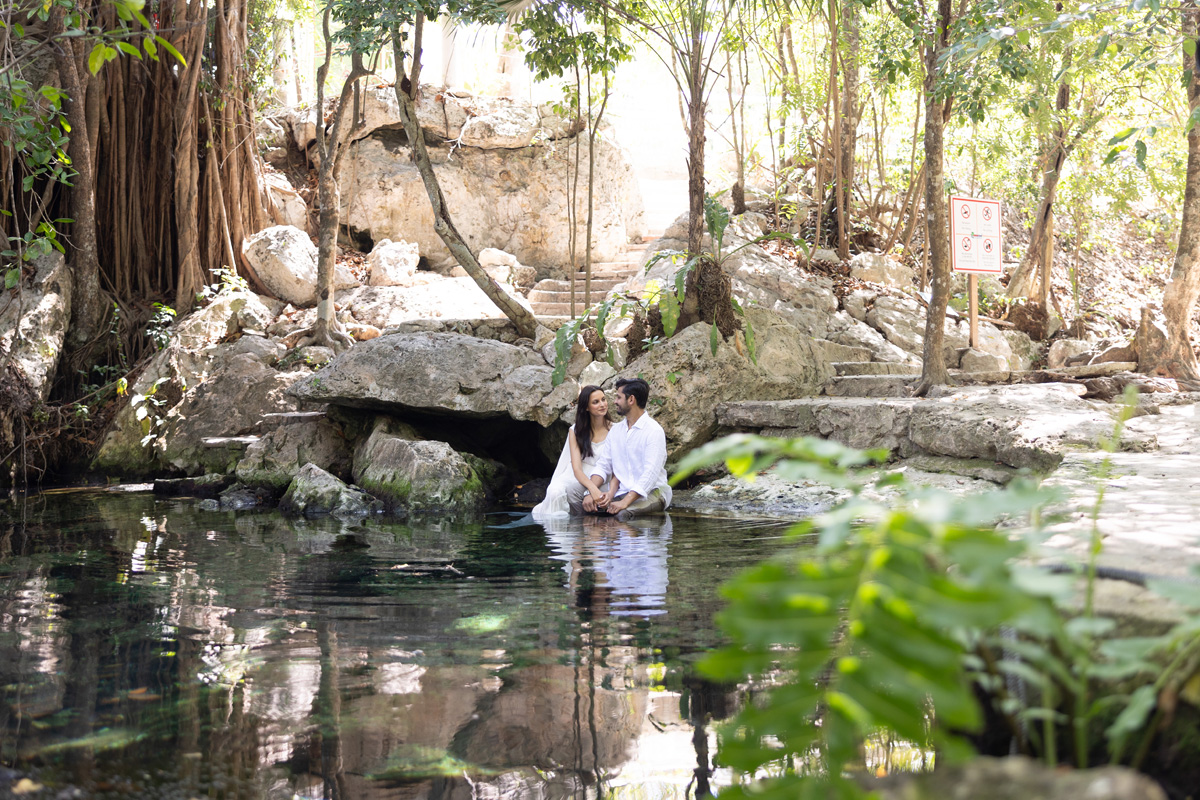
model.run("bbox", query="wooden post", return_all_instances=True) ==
[968,272,979,349]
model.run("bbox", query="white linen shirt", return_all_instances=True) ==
[591,412,672,508]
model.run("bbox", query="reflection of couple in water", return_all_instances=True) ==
[532,378,672,522]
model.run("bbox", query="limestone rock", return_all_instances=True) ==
[1049,338,1091,368]
[236,418,353,490]
[242,225,357,307]
[849,252,914,287]
[289,332,558,423]
[352,417,489,514]
[960,348,1009,372]
[843,289,876,322]
[723,244,839,338]
[811,248,840,265]
[617,307,833,456]
[263,173,310,233]
[866,295,925,355]
[341,279,530,330]
[825,312,919,365]
[280,463,383,518]
[159,355,307,475]
[579,360,617,387]
[340,131,643,273]
[368,239,421,286]
[460,105,541,149]
[1004,329,1038,371]
[0,251,72,402]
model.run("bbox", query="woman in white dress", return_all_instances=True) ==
[532,385,612,519]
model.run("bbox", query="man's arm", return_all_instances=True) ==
[627,423,668,501]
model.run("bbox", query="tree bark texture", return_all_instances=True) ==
[391,33,542,342]
[914,0,954,397]
[3,0,270,377]
[1141,2,1200,382]
[685,19,707,258]
[837,0,860,259]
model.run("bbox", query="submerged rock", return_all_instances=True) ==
[279,463,383,518]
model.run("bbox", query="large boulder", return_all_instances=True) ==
[616,307,834,456]
[339,131,643,272]
[94,294,287,476]
[339,278,531,331]
[289,332,567,424]
[159,354,307,475]
[352,417,490,514]
[0,252,72,402]
[242,225,357,307]
[279,462,383,518]
[236,417,354,490]
[367,239,421,287]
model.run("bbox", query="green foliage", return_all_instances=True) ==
[682,394,1200,795]
[146,303,176,351]
[195,267,250,305]
[132,377,170,448]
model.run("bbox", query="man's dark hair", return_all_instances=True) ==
[615,377,650,409]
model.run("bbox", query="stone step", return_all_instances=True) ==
[531,278,625,293]
[201,435,260,451]
[532,302,609,316]
[824,375,919,397]
[258,411,327,429]
[833,361,921,377]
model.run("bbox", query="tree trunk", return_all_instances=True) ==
[914,0,954,397]
[837,0,860,259]
[1140,2,1200,382]
[391,30,544,343]
[171,0,207,310]
[53,10,104,351]
[685,20,707,259]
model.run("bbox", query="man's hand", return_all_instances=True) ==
[607,494,635,515]
[582,493,598,512]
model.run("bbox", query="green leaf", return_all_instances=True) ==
[1092,33,1109,61]
[1105,684,1157,749]
[660,290,680,337]
[4,267,19,289]
[710,319,720,355]
[1107,127,1139,146]
[143,35,158,58]
[1186,39,1197,58]
[155,35,186,66]
[743,310,756,365]
[117,42,143,59]
[87,43,108,75]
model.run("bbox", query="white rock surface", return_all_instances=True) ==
[242,225,357,307]
[368,239,421,287]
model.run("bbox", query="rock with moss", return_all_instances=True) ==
[352,417,491,514]
[236,418,353,490]
[279,463,383,518]
[865,756,1164,800]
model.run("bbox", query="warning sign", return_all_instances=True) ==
[950,195,1002,275]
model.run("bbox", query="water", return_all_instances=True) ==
[0,488,797,799]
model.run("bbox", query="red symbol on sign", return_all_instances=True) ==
[982,207,992,222]
[961,237,972,251]
[960,205,971,219]
[984,240,994,253]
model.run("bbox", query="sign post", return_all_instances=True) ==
[949,195,1003,350]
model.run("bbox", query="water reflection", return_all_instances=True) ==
[0,492,787,798]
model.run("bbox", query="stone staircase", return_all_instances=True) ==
[527,238,656,317]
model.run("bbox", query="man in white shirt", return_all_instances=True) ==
[566,377,672,520]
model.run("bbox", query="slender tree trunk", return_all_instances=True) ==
[171,0,207,310]
[53,9,103,351]
[685,20,707,258]
[1140,2,1200,382]
[837,0,860,259]
[391,28,544,342]
[914,0,954,397]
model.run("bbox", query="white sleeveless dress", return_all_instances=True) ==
[532,427,610,520]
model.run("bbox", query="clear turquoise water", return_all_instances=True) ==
[0,488,794,799]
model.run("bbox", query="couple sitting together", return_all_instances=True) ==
[532,378,673,521]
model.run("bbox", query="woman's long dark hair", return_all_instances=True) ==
[573,385,608,459]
